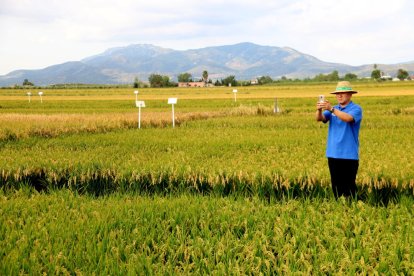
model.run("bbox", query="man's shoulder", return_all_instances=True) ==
[348,101,363,122]
[348,101,362,110]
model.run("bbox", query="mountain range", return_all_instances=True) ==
[1,42,413,86]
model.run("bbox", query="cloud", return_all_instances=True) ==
[0,0,413,74]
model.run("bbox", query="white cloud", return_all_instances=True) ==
[0,0,413,74]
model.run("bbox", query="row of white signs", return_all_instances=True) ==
[136,97,177,108]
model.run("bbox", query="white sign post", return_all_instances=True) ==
[274,97,280,113]
[38,92,43,103]
[168,98,177,128]
[135,100,146,129]
[232,89,238,102]
[134,90,139,102]
[27,92,32,103]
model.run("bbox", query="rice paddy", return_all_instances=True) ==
[1,81,413,273]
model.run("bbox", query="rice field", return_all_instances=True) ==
[1,81,414,273]
[1,190,413,274]
[1,83,413,196]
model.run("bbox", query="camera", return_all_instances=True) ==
[318,95,325,103]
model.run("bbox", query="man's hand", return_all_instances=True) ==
[316,101,332,111]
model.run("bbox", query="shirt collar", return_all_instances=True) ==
[337,101,353,110]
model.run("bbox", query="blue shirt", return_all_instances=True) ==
[323,101,362,160]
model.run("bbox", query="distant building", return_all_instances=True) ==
[178,81,206,87]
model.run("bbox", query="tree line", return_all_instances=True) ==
[370,64,409,81]
[14,67,413,89]
[134,71,243,88]
[137,67,411,88]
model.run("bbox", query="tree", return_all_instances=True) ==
[313,70,339,82]
[329,70,339,81]
[258,76,273,85]
[397,68,409,80]
[221,75,237,87]
[371,69,381,80]
[22,79,34,86]
[371,64,381,80]
[148,74,173,87]
[344,73,358,81]
[202,70,209,83]
[148,74,163,87]
[133,77,140,88]
[177,73,192,82]
[162,76,173,87]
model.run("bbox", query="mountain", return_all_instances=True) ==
[1,42,413,86]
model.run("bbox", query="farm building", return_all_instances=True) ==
[178,81,206,87]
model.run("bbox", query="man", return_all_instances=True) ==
[316,81,363,199]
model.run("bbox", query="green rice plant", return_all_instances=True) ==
[0,191,413,274]
[1,84,413,273]
[1,85,414,198]
[0,105,413,199]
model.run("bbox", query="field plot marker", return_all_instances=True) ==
[274,97,280,113]
[168,98,177,128]
[38,91,43,103]
[27,92,32,103]
[136,100,146,129]
[233,89,238,102]
[134,90,139,101]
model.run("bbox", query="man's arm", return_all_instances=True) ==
[331,108,354,123]
[317,101,354,123]
[316,102,327,122]
[323,102,354,123]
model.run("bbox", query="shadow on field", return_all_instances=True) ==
[1,171,410,206]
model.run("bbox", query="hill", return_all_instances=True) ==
[1,42,413,86]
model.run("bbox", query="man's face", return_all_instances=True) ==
[335,92,352,105]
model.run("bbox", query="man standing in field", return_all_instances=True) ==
[316,81,362,199]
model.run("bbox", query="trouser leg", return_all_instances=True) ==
[328,158,359,198]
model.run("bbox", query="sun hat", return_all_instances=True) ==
[330,81,358,94]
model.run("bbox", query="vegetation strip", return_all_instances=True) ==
[1,190,413,274]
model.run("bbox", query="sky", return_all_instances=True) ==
[1,0,414,75]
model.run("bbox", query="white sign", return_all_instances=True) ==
[168,98,177,104]
[38,91,43,103]
[136,101,146,108]
[232,89,238,102]
[167,98,177,128]
[135,101,146,129]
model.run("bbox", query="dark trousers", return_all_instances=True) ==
[328,158,359,199]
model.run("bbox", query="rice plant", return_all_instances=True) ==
[0,190,413,274]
